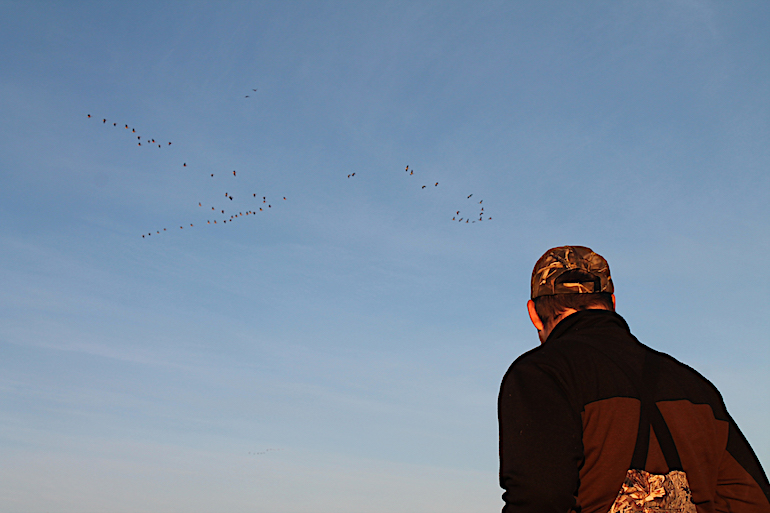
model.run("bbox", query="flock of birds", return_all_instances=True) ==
[87,90,491,238]
[402,165,491,224]
[247,448,281,456]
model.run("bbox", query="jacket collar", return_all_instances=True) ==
[546,309,630,344]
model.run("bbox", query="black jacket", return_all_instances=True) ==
[498,309,770,513]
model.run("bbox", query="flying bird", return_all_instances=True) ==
[468,194,473,198]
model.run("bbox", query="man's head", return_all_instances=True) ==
[527,246,615,343]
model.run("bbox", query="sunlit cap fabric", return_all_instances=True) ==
[531,246,614,299]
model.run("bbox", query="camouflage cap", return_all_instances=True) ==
[531,246,614,299]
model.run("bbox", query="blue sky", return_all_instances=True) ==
[1,1,769,511]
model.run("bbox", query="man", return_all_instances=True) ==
[498,246,770,513]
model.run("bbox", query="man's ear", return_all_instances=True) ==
[612,294,616,310]
[527,299,544,331]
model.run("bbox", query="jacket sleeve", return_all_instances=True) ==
[498,358,584,513]
[714,417,770,512]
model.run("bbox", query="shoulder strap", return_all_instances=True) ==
[630,351,683,472]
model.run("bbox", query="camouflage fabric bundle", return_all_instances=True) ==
[609,469,696,513]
